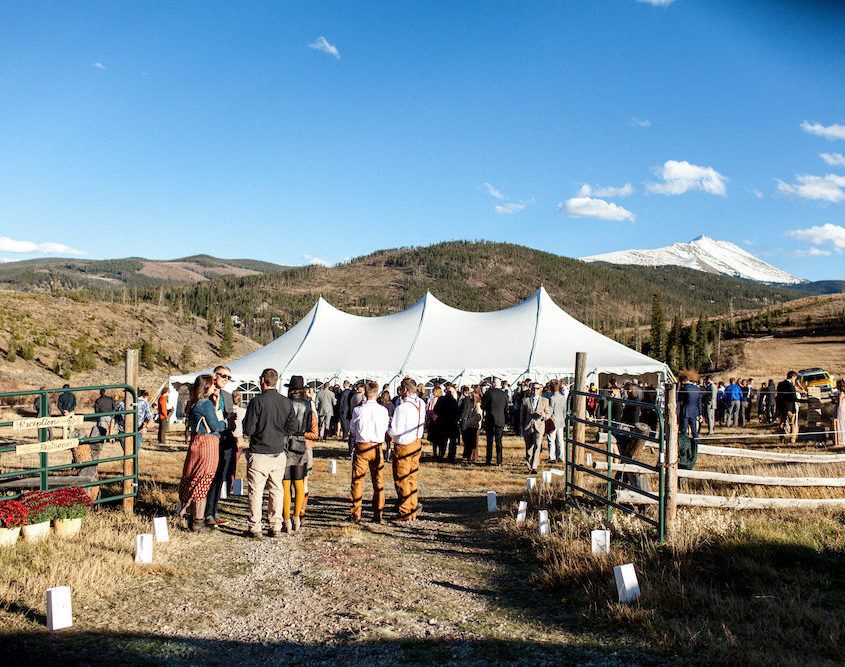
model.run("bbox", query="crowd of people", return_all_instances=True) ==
[175,367,428,535]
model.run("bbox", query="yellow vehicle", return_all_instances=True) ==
[797,368,837,397]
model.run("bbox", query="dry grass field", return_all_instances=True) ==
[2,416,844,664]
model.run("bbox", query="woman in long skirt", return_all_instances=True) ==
[178,374,227,532]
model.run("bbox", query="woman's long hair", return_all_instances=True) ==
[186,374,213,417]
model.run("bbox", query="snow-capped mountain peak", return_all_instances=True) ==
[581,236,803,284]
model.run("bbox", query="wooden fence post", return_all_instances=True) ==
[124,349,138,513]
[664,382,678,541]
[571,352,588,492]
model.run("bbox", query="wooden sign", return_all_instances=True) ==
[13,415,82,431]
[16,438,79,455]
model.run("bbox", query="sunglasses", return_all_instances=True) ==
[216,373,231,380]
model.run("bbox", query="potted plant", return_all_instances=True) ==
[0,499,28,547]
[52,486,93,538]
[20,490,57,542]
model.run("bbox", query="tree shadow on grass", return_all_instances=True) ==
[1,631,642,665]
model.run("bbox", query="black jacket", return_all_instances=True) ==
[57,391,77,414]
[243,389,296,455]
[482,388,509,428]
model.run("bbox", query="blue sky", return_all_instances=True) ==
[1,1,844,280]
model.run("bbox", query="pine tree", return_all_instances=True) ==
[667,313,682,370]
[650,294,667,362]
[140,340,156,369]
[179,344,193,370]
[695,315,710,370]
[206,307,216,336]
[219,314,234,358]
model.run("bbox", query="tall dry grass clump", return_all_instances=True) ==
[500,494,845,663]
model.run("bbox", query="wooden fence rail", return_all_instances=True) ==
[594,461,845,487]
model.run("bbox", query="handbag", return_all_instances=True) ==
[286,437,307,455]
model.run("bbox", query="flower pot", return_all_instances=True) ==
[53,517,82,539]
[0,526,21,547]
[21,520,52,542]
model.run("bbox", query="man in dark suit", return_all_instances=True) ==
[434,385,460,462]
[481,378,508,465]
[776,371,802,443]
[677,374,702,439]
[338,381,353,440]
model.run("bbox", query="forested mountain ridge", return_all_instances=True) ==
[88,241,824,344]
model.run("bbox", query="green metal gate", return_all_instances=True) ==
[565,389,667,540]
[0,384,139,505]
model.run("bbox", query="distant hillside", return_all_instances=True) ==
[0,255,289,291]
[0,290,259,391]
[107,241,817,344]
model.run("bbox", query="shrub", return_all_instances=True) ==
[0,499,28,528]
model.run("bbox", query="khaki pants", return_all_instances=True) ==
[392,439,421,520]
[778,409,797,443]
[247,451,287,533]
[351,442,384,519]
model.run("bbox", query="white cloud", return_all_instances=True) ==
[578,183,634,198]
[801,121,845,141]
[483,182,506,200]
[748,188,763,199]
[636,0,675,5]
[821,152,845,167]
[790,247,832,257]
[304,254,332,267]
[776,174,845,203]
[93,62,106,70]
[786,223,845,252]
[630,117,651,127]
[0,237,83,255]
[557,197,635,222]
[646,160,727,196]
[308,36,340,59]
[494,202,525,214]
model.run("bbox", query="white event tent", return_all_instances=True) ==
[169,287,668,403]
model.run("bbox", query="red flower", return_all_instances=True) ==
[0,499,29,528]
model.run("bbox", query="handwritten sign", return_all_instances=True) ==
[13,416,82,431]
[16,438,79,455]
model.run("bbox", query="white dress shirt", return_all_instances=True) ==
[350,399,390,444]
[388,395,426,444]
